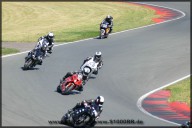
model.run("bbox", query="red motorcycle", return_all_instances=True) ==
[57,74,83,95]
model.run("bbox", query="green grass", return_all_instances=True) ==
[2,47,20,55]
[164,77,190,107]
[2,2,159,42]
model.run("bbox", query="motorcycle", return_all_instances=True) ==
[60,105,98,127]
[80,60,97,81]
[100,21,110,39]
[23,49,43,70]
[57,74,83,95]
[80,58,103,81]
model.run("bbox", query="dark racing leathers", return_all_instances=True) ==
[100,17,113,33]
[70,99,103,126]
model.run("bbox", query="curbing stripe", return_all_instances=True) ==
[137,75,190,125]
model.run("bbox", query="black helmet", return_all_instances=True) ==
[95,96,104,107]
[94,51,102,62]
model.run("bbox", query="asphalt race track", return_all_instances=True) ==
[2,2,190,126]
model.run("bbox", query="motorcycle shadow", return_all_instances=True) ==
[94,36,101,39]
[55,90,81,96]
[89,76,96,79]
[94,36,108,39]
[21,67,39,71]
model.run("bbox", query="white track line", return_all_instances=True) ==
[2,2,185,58]
[137,75,190,126]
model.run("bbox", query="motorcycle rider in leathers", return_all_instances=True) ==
[68,96,104,126]
[100,15,113,33]
[81,51,103,75]
[38,32,54,54]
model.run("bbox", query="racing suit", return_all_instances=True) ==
[38,35,54,53]
[82,56,103,75]
[100,16,113,33]
[70,99,103,126]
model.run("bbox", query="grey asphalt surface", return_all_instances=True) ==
[2,2,190,126]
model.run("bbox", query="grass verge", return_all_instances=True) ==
[2,2,158,42]
[2,47,20,55]
[163,77,190,107]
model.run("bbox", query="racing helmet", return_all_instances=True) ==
[106,15,112,22]
[83,67,91,76]
[94,51,102,62]
[95,96,104,107]
[47,32,54,40]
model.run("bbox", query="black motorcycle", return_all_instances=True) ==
[23,49,43,70]
[60,105,98,127]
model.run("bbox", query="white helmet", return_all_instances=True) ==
[95,96,104,107]
[83,67,91,76]
[48,32,54,39]
[94,51,102,62]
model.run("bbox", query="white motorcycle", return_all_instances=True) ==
[80,58,102,80]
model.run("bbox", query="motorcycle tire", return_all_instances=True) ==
[23,59,33,70]
[57,85,61,93]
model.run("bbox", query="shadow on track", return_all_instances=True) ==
[21,67,39,71]
[54,89,81,96]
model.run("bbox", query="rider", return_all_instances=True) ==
[82,51,103,75]
[25,41,48,65]
[38,32,54,54]
[100,15,113,33]
[69,96,104,126]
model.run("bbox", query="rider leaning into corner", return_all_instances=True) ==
[38,32,55,54]
[68,96,104,126]
[25,40,48,65]
[81,51,104,75]
[100,15,113,33]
